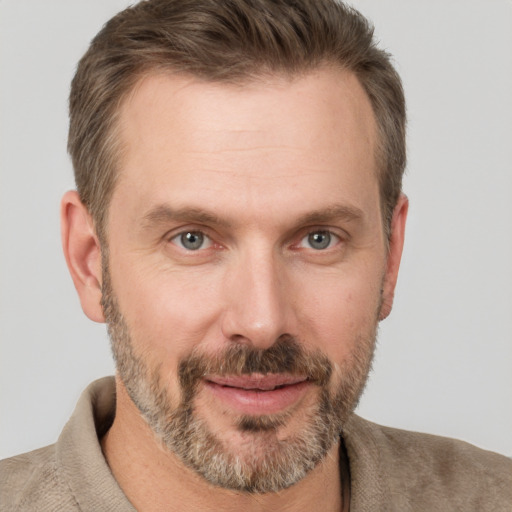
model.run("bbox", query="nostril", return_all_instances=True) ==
[227,333,255,346]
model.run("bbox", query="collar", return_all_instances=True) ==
[56,377,386,511]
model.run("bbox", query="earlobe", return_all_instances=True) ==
[60,190,105,323]
[379,193,409,321]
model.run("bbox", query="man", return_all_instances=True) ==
[1,0,510,510]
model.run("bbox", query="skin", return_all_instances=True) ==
[61,67,408,512]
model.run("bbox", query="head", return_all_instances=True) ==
[62,0,408,495]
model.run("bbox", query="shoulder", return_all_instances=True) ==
[344,415,512,511]
[0,445,79,512]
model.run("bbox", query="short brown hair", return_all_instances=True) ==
[68,0,406,240]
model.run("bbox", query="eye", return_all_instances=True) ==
[299,230,339,250]
[171,231,212,251]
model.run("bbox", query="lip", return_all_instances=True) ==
[203,374,312,415]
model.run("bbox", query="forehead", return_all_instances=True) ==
[112,67,379,228]
[119,68,376,159]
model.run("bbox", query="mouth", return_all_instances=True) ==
[203,374,312,415]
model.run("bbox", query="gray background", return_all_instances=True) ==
[1,0,511,459]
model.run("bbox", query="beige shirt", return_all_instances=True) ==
[1,377,511,511]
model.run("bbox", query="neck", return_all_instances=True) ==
[101,378,347,512]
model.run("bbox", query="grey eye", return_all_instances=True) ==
[176,231,208,250]
[306,231,332,250]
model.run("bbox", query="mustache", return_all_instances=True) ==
[178,335,333,397]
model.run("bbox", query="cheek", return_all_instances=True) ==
[294,266,383,361]
[110,258,226,357]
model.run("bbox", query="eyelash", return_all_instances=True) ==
[169,230,213,251]
[167,228,344,253]
[296,230,342,251]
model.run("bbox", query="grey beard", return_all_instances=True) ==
[101,262,377,493]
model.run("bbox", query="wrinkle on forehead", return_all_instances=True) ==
[118,67,376,161]
[110,67,381,233]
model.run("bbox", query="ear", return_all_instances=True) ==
[61,190,105,323]
[379,193,409,321]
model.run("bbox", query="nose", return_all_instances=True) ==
[221,246,295,350]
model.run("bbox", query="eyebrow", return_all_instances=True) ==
[294,204,365,226]
[141,205,232,229]
[141,202,364,231]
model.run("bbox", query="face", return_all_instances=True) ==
[98,68,400,492]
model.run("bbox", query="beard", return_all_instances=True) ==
[101,262,378,494]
